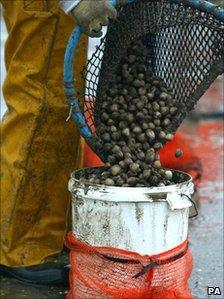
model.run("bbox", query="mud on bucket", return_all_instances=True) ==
[68,167,194,255]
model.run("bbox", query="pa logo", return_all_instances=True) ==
[207,287,222,296]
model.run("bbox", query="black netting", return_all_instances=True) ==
[82,0,224,137]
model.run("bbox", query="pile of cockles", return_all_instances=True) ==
[84,40,183,187]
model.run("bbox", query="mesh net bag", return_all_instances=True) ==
[66,232,193,299]
[82,0,224,158]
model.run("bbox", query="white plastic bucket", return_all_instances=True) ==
[69,168,194,255]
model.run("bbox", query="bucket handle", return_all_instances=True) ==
[181,193,198,218]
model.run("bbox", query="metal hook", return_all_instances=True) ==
[181,193,198,219]
[66,106,73,122]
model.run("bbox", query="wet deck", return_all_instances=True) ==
[188,119,223,298]
[185,77,223,298]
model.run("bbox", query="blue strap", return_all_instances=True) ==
[63,27,93,141]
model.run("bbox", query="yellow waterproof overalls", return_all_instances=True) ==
[0,0,87,267]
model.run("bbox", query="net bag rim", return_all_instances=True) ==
[66,232,189,264]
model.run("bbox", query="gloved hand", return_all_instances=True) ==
[71,0,117,37]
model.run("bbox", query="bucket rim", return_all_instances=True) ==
[69,167,194,199]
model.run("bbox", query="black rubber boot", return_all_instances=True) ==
[0,263,70,287]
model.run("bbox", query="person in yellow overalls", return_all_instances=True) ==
[0,0,117,286]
